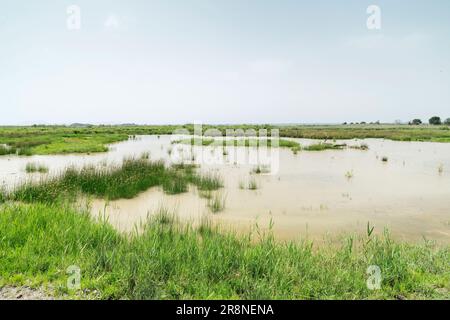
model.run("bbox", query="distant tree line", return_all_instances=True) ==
[409,117,450,126]
[342,121,381,125]
[341,117,450,126]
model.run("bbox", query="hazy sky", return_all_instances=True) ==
[1,0,449,125]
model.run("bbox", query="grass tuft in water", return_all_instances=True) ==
[248,177,259,190]
[345,170,354,180]
[0,145,17,156]
[251,165,271,174]
[303,143,346,151]
[207,192,226,213]
[140,151,150,160]
[193,172,224,191]
[25,162,49,174]
[18,148,33,156]
[150,206,177,226]
[349,143,369,151]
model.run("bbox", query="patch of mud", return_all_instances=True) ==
[0,286,102,300]
[0,286,54,300]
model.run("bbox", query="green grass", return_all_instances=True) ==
[248,177,259,190]
[0,202,448,299]
[345,170,354,180]
[207,192,226,213]
[25,163,49,174]
[349,143,369,151]
[6,158,222,202]
[0,145,17,155]
[0,126,131,155]
[192,172,224,191]
[140,151,150,160]
[17,148,33,156]
[175,137,300,149]
[2,124,450,156]
[173,137,215,146]
[278,124,450,142]
[252,165,271,174]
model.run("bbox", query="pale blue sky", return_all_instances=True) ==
[1,0,449,125]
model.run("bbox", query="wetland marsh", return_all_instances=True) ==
[1,133,449,243]
[0,126,449,299]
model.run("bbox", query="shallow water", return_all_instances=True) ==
[1,135,449,243]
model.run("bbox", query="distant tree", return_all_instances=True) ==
[445,118,450,125]
[429,116,442,125]
[410,119,422,125]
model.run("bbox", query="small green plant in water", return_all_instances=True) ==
[199,190,213,199]
[345,170,354,180]
[303,143,345,151]
[0,145,17,156]
[25,162,49,174]
[140,151,150,160]
[18,148,33,156]
[251,165,271,174]
[194,172,223,191]
[248,177,259,190]
[207,192,226,213]
[151,206,177,226]
[349,143,369,151]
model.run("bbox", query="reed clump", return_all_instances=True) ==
[303,143,345,151]
[7,158,223,202]
[0,145,17,156]
[207,192,226,213]
[25,162,49,174]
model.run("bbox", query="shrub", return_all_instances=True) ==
[429,116,442,125]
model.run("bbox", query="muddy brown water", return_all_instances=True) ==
[1,135,449,243]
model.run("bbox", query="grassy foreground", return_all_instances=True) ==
[0,202,448,299]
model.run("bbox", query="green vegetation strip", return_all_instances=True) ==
[25,163,49,174]
[1,124,450,156]
[173,137,300,149]
[174,138,363,153]
[278,125,450,142]
[302,143,346,151]
[0,202,448,299]
[5,159,223,202]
